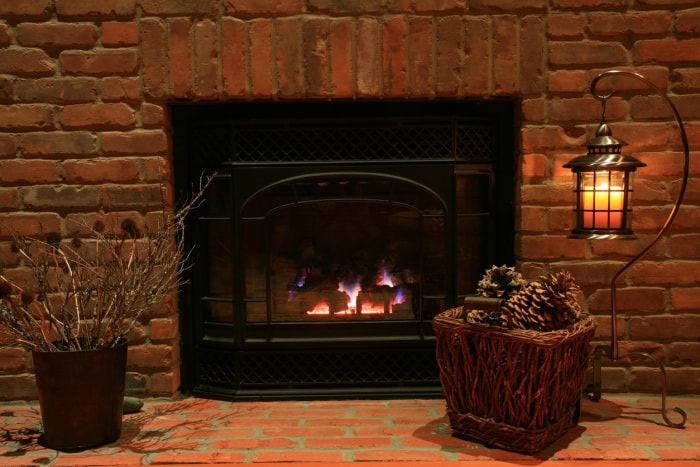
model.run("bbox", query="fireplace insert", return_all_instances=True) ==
[172,100,516,400]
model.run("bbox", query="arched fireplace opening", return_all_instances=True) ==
[172,100,516,400]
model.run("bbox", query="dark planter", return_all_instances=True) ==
[32,340,128,450]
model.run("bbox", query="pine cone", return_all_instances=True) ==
[476,264,526,299]
[503,271,582,331]
[465,308,504,327]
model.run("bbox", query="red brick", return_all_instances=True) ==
[143,157,168,182]
[63,158,140,183]
[101,76,141,101]
[408,16,433,96]
[141,103,164,128]
[550,96,625,122]
[101,184,164,208]
[101,131,167,155]
[0,213,61,238]
[0,375,38,400]
[517,235,586,260]
[549,41,628,66]
[635,38,700,64]
[0,24,9,47]
[141,18,167,99]
[306,436,393,448]
[630,367,700,394]
[668,342,700,365]
[23,185,102,209]
[60,103,135,130]
[676,9,700,35]
[150,452,246,465]
[194,19,218,98]
[589,12,671,37]
[19,132,97,158]
[383,16,407,97]
[223,0,302,14]
[303,18,328,97]
[547,13,586,39]
[14,77,98,103]
[548,70,586,93]
[520,15,544,96]
[673,67,700,93]
[0,135,16,158]
[329,19,353,97]
[253,451,347,463]
[0,48,55,75]
[354,449,450,462]
[168,18,194,98]
[634,260,700,286]
[436,16,461,97]
[151,370,180,395]
[127,344,173,369]
[474,0,545,7]
[249,19,274,97]
[464,17,489,96]
[629,314,700,340]
[0,76,11,102]
[0,159,59,184]
[493,15,517,95]
[60,50,139,76]
[670,234,700,259]
[150,317,178,340]
[16,22,98,49]
[102,21,138,46]
[521,98,546,122]
[671,286,700,311]
[0,348,27,371]
[221,18,245,98]
[56,0,137,18]
[357,18,380,97]
[387,0,468,12]
[552,0,628,6]
[0,0,51,18]
[141,0,217,15]
[308,0,382,14]
[521,126,583,151]
[518,206,547,233]
[0,188,19,209]
[0,105,55,131]
[276,18,303,97]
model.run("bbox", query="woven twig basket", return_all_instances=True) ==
[433,306,597,454]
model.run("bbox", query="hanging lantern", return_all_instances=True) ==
[564,120,646,239]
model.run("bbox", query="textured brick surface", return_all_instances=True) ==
[0,395,698,465]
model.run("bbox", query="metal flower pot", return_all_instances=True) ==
[32,340,127,450]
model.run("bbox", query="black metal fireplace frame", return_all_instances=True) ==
[171,100,517,400]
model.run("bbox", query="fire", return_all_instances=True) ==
[299,260,407,316]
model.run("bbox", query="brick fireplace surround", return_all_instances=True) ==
[0,0,699,401]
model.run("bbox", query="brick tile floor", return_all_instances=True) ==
[0,394,698,466]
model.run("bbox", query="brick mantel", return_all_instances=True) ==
[1,1,699,399]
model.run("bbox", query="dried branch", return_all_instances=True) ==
[0,176,212,351]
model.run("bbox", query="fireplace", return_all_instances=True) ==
[172,100,516,400]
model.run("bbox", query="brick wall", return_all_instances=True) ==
[1,0,699,400]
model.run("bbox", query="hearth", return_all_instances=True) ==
[172,101,516,400]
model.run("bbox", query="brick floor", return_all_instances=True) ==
[0,394,698,466]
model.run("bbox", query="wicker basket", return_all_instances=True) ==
[433,306,597,454]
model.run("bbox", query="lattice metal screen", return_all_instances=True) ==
[189,119,495,166]
[198,348,439,391]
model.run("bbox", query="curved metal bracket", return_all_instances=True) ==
[586,70,690,429]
